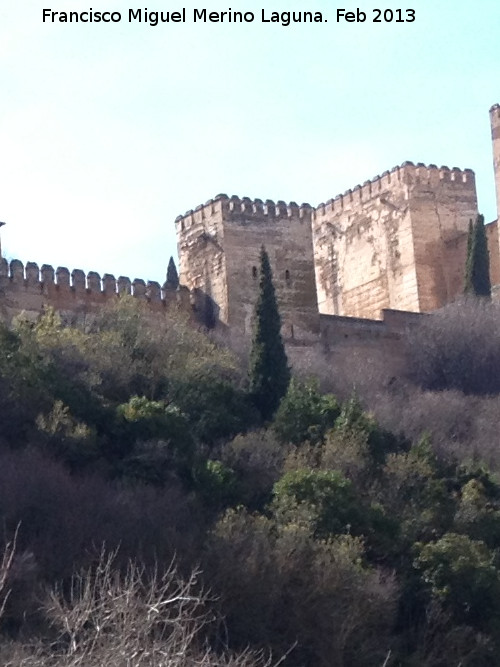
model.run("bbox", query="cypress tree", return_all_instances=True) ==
[166,256,179,289]
[249,246,290,421]
[464,214,491,298]
[464,218,474,293]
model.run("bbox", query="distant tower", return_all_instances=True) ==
[0,222,5,259]
[490,104,500,221]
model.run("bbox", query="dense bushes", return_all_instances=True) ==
[273,378,339,445]
[204,509,396,666]
[3,299,500,664]
[407,299,500,395]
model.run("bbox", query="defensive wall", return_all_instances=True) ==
[319,307,422,348]
[0,249,424,374]
[0,256,190,324]
[2,103,500,364]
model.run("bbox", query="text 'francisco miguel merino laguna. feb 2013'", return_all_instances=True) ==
[42,7,417,24]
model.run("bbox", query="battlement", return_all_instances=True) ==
[175,162,476,230]
[0,255,195,326]
[224,195,313,221]
[314,162,476,217]
[175,194,314,229]
[490,103,500,119]
[0,258,177,301]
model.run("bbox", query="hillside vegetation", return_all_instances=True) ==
[1,297,500,665]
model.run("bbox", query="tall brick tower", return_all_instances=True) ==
[490,104,500,222]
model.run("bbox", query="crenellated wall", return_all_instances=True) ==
[176,194,320,340]
[0,257,190,323]
[312,162,478,319]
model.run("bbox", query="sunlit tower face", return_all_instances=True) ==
[490,104,500,223]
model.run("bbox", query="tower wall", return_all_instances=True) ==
[408,164,477,311]
[312,165,419,319]
[176,195,320,340]
[487,221,500,287]
[490,104,500,223]
[175,198,228,323]
[222,196,319,339]
[312,163,478,319]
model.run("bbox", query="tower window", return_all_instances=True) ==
[252,266,257,279]
[285,269,290,281]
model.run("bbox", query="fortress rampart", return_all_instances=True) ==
[2,103,500,359]
[0,257,190,323]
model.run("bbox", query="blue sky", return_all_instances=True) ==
[0,0,499,283]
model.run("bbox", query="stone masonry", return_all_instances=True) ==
[313,163,478,319]
[176,197,320,342]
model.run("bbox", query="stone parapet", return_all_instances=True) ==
[175,194,313,228]
[0,258,193,323]
[314,162,475,219]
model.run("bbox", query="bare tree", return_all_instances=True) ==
[0,544,277,667]
[40,549,275,667]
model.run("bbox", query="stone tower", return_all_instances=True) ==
[175,195,320,341]
[313,162,478,319]
[490,104,500,222]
